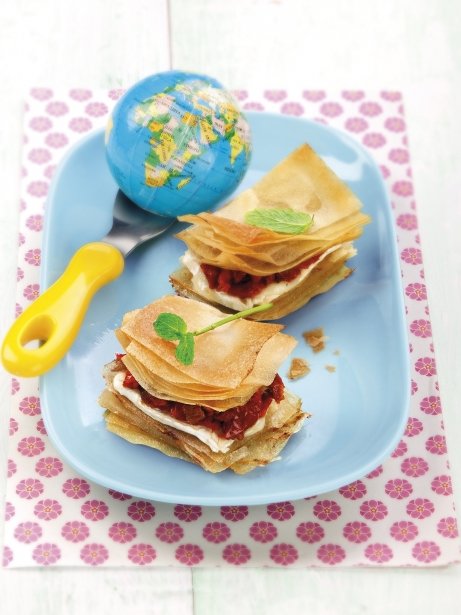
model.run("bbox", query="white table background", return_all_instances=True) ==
[1,1,460,613]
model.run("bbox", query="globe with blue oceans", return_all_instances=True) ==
[105,71,252,217]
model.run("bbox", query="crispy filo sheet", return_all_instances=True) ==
[171,143,370,319]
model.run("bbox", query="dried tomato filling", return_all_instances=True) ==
[200,254,321,299]
[115,356,284,441]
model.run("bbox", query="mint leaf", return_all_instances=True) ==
[175,332,195,365]
[154,313,187,341]
[245,208,313,235]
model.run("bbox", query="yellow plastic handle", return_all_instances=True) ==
[1,242,124,377]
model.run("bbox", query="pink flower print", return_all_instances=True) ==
[31,87,53,100]
[46,101,69,116]
[415,357,436,377]
[250,521,278,543]
[26,214,43,231]
[385,117,406,132]
[341,90,365,101]
[339,480,367,500]
[108,489,132,501]
[15,303,23,317]
[401,247,422,265]
[28,148,52,164]
[281,102,304,116]
[173,504,201,522]
[397,213,417,230]
[431,475,452,496]
[7,458,17,478]
[231,89,248,101]
[127,500,156,522]
[264,90,287,102]
[62,478,91,499]
[36,418,47,434]
[128,543,156,565]
[437,517,459,539]
[320,102,343,117]
[108,521,137,543]
[242,101,265,111]
[222,543,252,566]
[11,377,20,395]
[381,91,402,101]
[34,498,62,520]
[302,90,326,102]
[412,541,441,564]
[70,88,92,101]
[364,543,393,563]
[108,88,126,100]
[406,282,427,301]
[385,478,413,500]
[19,231,26,244]
[269,543,298,566]
[220,505,248,522]
[317,543,346,565]
[406,498,435,519]
[343,521,371,544]
[17,436,45,457]
[9,417,18,436]
[175,543,204,566]
[296,521,324,544]
[363,133,386,148]
[85,102,108,117]
[69,117,93,132]
[359,101,383,117]
[203,522,231,544]
[24,248,42,266]
[3,546,13,567]
[267,501,296,521]
[405,417,424,437]
[390,520,418,542]
[155,522,184,544]
[80,543,109,566]
[5,501,15,521]
[420,395,441,415]
[313,499,341,522]
[45,133,68,148]
[391,439,408,458]
[14,521,42,544]
[19,395,41,416]
[32,543,61,566]
[344,117,368,133]
[80,499,109,521]
[389,148,409,164]
[380,165,390,179]
[44,164,56,179]
[360,500,388,521]
[400,456,429,478]
[16,478,44,500]
[393,180,413,197]
[366,464,383,479]
[24,283,40,301]
[410,319,431,338]
[29,116,53,132]
[61,521,90,543]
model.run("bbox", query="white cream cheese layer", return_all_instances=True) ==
[113,372,265,454]
[182,245,354,312]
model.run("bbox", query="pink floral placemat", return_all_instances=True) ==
[2,87,460,568]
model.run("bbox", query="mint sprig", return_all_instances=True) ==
[153,303,273,365]
[245,208,313,235]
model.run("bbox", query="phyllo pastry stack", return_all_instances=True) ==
[170,144,371,320]
[99,296,306,474]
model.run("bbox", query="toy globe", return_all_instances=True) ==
[105,71,252,217]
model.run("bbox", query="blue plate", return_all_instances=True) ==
[40,113,410,505]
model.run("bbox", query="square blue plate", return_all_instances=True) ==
[40,112,410,505]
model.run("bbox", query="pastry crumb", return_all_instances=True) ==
[303,327,327,353]
[325,364,336,373]
[333,349,340,356]
[288,357,310,380]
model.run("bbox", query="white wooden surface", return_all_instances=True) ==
[1,1,460,613]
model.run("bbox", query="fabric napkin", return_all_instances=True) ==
[2,87,460,568]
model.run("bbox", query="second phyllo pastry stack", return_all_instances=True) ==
[171,144,371,320]
[99,295,306,474]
